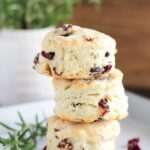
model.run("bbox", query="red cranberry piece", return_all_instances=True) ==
[128,138,140,144]
[41,51,55,60]
[98,99,109,116]
[57,138,67,149]
[101,65,112,74]
[57,138,73,150]
[98,99,109,109]
[105,52,110,57]
[90,65,112,76]
[128,137,141,150]
[61,24,73,36]
[101,109,109,117]
[33,53,39,64]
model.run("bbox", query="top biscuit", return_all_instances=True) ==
[33,24,117,79]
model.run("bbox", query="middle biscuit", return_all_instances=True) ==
[53,69,128,123]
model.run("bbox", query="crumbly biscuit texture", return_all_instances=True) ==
[34,25,116,79]
[46,116,120,150]
[53,69,128,122]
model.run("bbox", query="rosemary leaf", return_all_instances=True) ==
[0,112,47,150]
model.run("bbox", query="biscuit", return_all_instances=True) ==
[53,69,128,122]
[33,24,116,79]
[46,116,120,150]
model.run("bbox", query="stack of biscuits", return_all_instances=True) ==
[33,24,128,150]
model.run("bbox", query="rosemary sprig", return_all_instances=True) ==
[0,112,47,150]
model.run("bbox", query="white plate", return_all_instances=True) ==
[0,91,150,150]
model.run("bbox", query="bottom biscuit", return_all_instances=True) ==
[46,116,120,150]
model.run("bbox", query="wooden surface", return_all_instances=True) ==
[70,0,150,90]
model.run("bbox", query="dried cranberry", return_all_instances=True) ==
[128,145,141,150]
[90,65,112,76]
[128,138,141,150]
[42,146,47,150]
[98,99,109,116]
[61,24,72,36]
[41,51,55,60]
[101,109,109,117]
[101,65,112,74]
[128,138,140,144]
[33,53,39,64]
[98,99,109,109]
[57,138,73,150]
[57,138,67,148]
[105,52,110,57]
